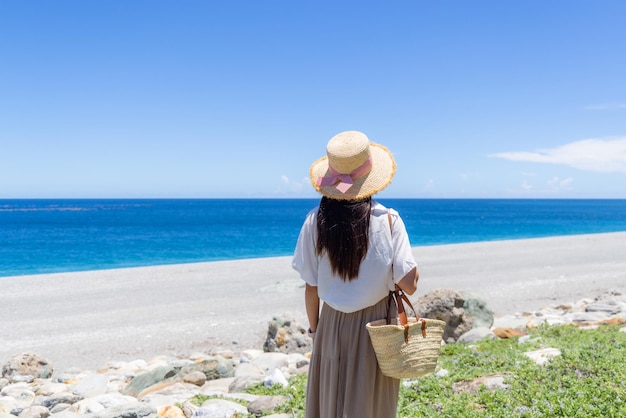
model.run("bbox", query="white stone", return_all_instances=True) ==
[457,327,495,343]
[73,374,109,397]
[253,353,288,372]
[1,384,35,409]
[524,348,561,365]
[69,398,106,414]
[234,362,264,378]
[264,369,288,388]
[195,399,247,417]
[0,398,16,414]
[35,383,68,397]
[200,377,235,395]
[239,349,263,363]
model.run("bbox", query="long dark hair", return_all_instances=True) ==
[316,196,372,281]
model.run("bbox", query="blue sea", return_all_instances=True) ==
[2,199,626,278]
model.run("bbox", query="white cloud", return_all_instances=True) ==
[584,103,626,110]
[547,176,574,191]
[276,175,309,194]
[521,180,533,191]
[423,179,434,191]
[489,137,626,173]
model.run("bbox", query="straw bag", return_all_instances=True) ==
[366,286,445,379]
[366,211,445,379]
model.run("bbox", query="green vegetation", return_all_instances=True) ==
[186,324,626,417]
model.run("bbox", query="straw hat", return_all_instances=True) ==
[310,131,396,200]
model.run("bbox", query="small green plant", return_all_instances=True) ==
[246,373,308,417]
[183,325,626,417]
[396,324,626,417]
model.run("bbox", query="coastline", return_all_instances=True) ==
[2,231,625,373]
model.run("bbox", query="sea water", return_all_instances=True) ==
[2,198,626,277]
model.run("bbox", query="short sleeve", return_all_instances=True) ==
[292,209,319,286]
[389,210,417,284]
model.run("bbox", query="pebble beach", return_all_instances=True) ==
[2,231,626,373]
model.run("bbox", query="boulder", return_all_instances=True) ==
[416,289,494,342]
[263,316,311,354]
[247,395,290,416]
[452,373,512,395]
[1,353,53,381]
[121,366,177,398]
[179,357,236,381]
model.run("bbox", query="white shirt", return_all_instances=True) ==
[292,201,417,313]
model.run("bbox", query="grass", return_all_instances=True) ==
[189,324,626,417]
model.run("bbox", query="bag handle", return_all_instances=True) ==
[386,211,427,343]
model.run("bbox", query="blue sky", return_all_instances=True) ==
[2,1,625,199]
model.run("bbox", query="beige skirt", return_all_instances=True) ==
[306,296,400,418]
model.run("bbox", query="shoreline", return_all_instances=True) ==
[2,231,625,373]
[3,229,626,279]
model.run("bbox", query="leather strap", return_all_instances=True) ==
[385,210,427,342]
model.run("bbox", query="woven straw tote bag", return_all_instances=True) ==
[366,286,445,379]
[366,211,445,379]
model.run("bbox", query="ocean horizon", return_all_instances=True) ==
[2,198,626,278]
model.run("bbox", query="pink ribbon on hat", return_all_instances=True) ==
[316,156,373,193]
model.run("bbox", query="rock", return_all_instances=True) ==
[1,353,53,381]
[457,327,495,343]
[247,395,290,416]
[598,317,626,326]
[49,403,71,414]
[195,399,247,417]
[524,347,561,365]
[264,316,311,354]
[137,382,201,403]
[1,384,36,409]
[239,349,263,363]
[491,314,531,330]
[90,402,156,418]
[157,404,186,418]
[35,382,69,397]
[17,405,50,418]
[68,398,106,414]
[252,353,289,373]
[121,366,177,397]
[452,373,511,395]
[180,357,236,381]
[585,303,622,315]
[0,399,16,415]
[200,377,235,395]
[180,401,199,418]
[36,392,82,410]
[234,362,264,378]
[44,411,81,418]
[264,369,289,388]
[492,327,527,339]
[286,353,310,371]
[228,375,265,393]
[416,289,494,342]
[182,371,206,386]
[563,311,609,324]
[73,374,109,397]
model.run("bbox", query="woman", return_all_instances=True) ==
[292,131,419,418]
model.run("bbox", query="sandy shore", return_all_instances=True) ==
[1,232,625,373]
